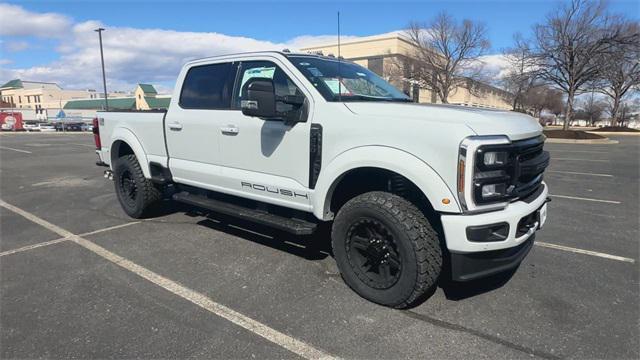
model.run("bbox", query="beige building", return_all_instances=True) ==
[0,79,111,120]
[61,84,171,121]
[0,80,169,121]
[300,33,511,110]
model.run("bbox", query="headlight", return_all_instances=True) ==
[482,151,508,166]
[481,183,507,199]
[458,136,513,213]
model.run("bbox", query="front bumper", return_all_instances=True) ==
[441,182,548,281]
[450,236,534,281]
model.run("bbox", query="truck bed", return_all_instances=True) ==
[97,110,168,167]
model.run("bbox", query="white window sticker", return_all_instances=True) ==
[307,67,323,77]
[322,78,351,95]
[240,67,276,93]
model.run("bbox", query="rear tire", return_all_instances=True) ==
[113,154,161,218]
[331,191,442,308]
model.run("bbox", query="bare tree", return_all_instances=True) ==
[523,86,546,117]
[533,0,626,130]
[501,33,540,111]
[545,89,565,119]
[522,86,564,118]
[614,99,639,127]
[578,91,607,125]
[595,20,640,127]
[403,11,490,103]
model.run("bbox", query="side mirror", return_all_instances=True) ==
[241,78,277,118]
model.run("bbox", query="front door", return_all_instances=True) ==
[217,59,313,210]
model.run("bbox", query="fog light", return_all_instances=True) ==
[481,183,506,198]
[466,222,510,242]
[483,151,507,166]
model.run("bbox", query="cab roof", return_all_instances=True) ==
[185,50,347,66]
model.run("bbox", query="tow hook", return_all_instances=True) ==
[104,170,113,180]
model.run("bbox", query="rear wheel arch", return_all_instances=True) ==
[111,140,134,163]
[109,129,151,178]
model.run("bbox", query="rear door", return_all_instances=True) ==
[165,61,238,187]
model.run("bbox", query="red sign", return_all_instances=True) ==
[0,112,23,131]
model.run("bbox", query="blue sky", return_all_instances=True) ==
[1,0,638,91]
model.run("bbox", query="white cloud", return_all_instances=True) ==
[479,54,510,78]
[4,40,29,52]
[0,3,71,38]
[0,4,369,92]
[285,34,362,50]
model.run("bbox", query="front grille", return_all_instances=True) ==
[510,136,549,199]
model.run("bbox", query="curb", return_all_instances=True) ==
[586,131,640,137]
[546,137,618,144]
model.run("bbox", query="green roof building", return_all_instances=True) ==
[64,98,136,111]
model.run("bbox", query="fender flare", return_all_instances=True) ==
[110,127,151,179]
[312,146,461,220]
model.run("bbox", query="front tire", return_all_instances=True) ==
[113,154,161,218]
[332,191,443,308]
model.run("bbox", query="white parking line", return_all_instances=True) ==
[0,238,70,257]
[0,146,32,154]
[0,222,141,257]
[69,143,95,148]
[549,194,621,204]
[552,158,609,162]
[547,150,608,154]
[536,242,635,263]
[80,221,141,236]
[0,199,334,360]
[547,170,613,177]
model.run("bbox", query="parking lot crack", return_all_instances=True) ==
[401,310,562,359]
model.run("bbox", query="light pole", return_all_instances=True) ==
[95,27,109,111]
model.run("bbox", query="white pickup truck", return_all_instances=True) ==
[95,51,549,308]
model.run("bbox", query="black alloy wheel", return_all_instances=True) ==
[118,169,138,208]
[346,218,402,289]
[113,154,162,219]
[332,191,443,308]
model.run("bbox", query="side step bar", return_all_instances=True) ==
[172,191,317,235]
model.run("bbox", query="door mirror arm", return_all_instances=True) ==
[279,95,305,107]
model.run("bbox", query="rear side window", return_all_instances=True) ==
[179,62,237,109]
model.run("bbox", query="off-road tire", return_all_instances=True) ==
[331,191,442,308]
[113,154,161,218]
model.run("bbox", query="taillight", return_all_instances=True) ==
[92,117,101,150]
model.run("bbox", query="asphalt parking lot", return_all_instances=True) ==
[1,132,638,359]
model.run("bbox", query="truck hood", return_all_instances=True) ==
[344,102,542,141]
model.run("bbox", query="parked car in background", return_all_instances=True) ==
[55,122,84,132]
[539,117,554,127]
[81,123,93,132]
[39,124,56,132]
[67,122,84,131]
[23,121,41,132]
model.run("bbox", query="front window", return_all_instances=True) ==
[287,55,411,102]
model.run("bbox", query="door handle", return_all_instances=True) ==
[168,122,183,131]
[220,125,239,135]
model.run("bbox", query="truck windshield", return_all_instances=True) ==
[286,55,411,103]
